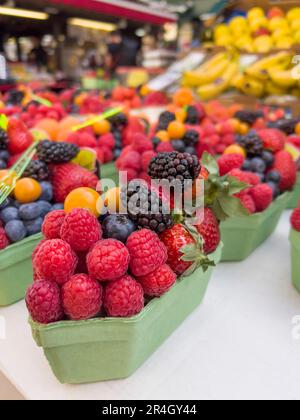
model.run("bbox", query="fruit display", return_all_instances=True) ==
[214,7,300,52]
[26,150,248,383]
[183,50,300,100]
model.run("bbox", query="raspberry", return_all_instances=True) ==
[218,154,244,176]
[239,194,256,214]
[141,150,156,172]
[126,229,167,277]
[250,184,273,212]
[76,133,97,148]
[258,129,286,152]
[131,133,153,154]
[102,146,114,163]
[0,227,9,250]
[33,239,78,285]
[60,208,102,252]
[137,264,176,297]
[228,169,260,186]
[26,280,64,324]
[62,274,103,321]
[156,142,174,153]
[32,239,47,264]
[104,275,144,317]
[273,150,297,192]
[42,210,66,240]
[118,150,141,171]
[99,133,115,149]
[291,208,300,232]
[87,239,130,281]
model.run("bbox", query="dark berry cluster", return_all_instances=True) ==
[157,111,176,131]
[234,110,263,125]
[237,132,263,156]
[23,160,50,181]
[37,140,79,164]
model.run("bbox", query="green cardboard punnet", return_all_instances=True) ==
[0,233,42,306]
[29,244,222,384]
[290,229,300,293]
[221,192,291,262]
[287,173,300,209]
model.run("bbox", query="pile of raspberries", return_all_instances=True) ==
[26,208,177,324]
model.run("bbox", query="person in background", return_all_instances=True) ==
[105,30,122,75]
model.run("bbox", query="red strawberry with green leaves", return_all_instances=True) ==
[7,117,33,155]
[195,208,220,254]
[51,163,99,203]
[273,150,297,191]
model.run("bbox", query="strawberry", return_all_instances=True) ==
[249,184,273,212]
[258,129,286,152]
[159,224,195,275]
[238,194,256,214]
[291,208,300,232]
[51,163,99,202]
[218,154,244,176]
[196,208,220,254]
[273,150,297,191]
[7,117,33,154]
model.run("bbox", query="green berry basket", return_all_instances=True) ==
[220,192,291,262]
[29,244,222,385]
[99,162,119,185]
[290,229,300,293]
[287,173,300,209]
[0,233,42,306]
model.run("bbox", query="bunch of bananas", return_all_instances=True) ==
[182,52,239,101]
[232,51,300,97]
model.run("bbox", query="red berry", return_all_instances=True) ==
[62,274,103,321]
[291,208,300,232]
[156,142,174,153]
[258,129,286,152]
[87,239,130,281]
[7,117,33,155]
[250,184,273,212]
[26,280,64,324]
[137,264,176,297]
[117,150,141,171]
[218,154,244,176]
[0,227,9,250]
[42,210,66,240]
[104,275,144,317]
[76,133,97,148]
[32,239,48,264]
[273,150,297,192]
[126,229,167,277]
[196,208,220,254]
[160,224,195,275]
[239,194,256,214]
[99,133,115,150]
[131,133,153,154]
[141,150,156,172]
[33,239,78,285]
[60,208,102,252]
[228,169,260,187]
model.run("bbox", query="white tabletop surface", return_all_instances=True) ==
[0,211,299,401]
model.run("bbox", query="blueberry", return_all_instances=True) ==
[0,151,9,162]
[113,149,122,159]
[5,220,26,242]
[11,200,21,209]
[36,200,52,217]
[266,170,281,184]
[52,203,64,211]
[267,181,280,199]
[261,150,274,168]
[0,207,19,223]
[39,181,53,202]
[242,159,252,171]
[250,157,266,174]
[19,203,42,221]
[102,214,137,243]
[255,172,265,182]
[185,147,197,156]
[24,217,43,236]
[0,159,6,170]
[171,140,186,153]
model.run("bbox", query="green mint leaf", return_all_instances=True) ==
[201,152,219,176]
[218,195,250,218]
[226,176,249,195]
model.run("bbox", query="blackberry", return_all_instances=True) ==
[183,130,199,147]
[237,132,263,156]
[0,129,8,150]
[268,118,300,135]
[148,152,201,184]
[186,106,200,125]
[121,180,173,234]
[234,110,263,125]
[157,111,176,131]
[23,160,49,181]
[109,112,128,128]
[7,90,24,105]
[36,140,79,164]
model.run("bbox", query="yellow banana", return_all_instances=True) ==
[239,76,265,97]
[197,61,239,101]
[230,73,246,89]
[265,80,288,96]
[268,67,297,89]
[183,58,229,87]
[245,52,292,81]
